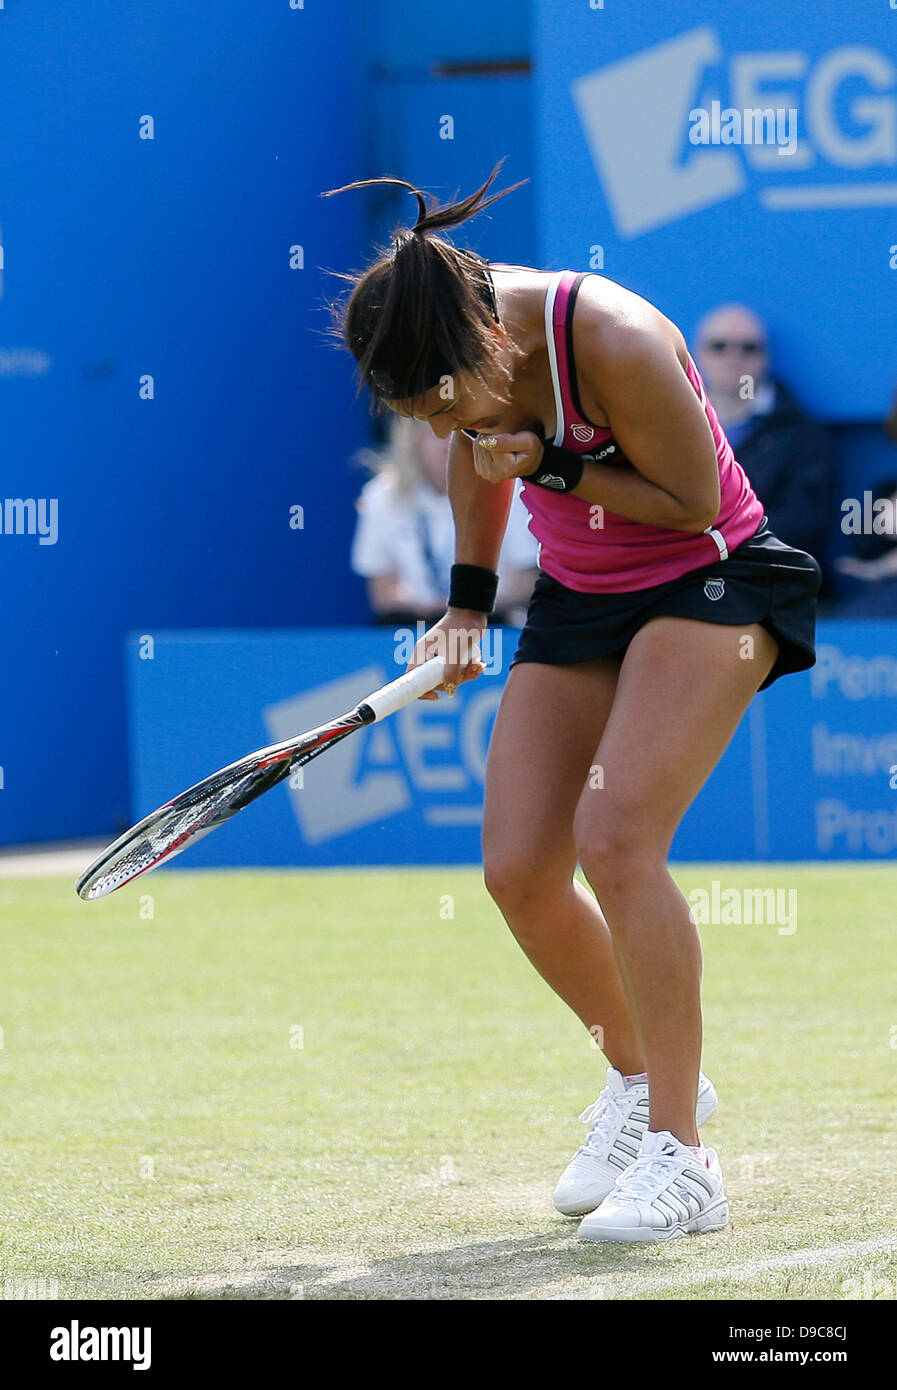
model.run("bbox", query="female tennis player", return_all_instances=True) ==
[325,166,821,1243]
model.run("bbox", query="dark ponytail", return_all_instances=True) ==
[322,161,526,406]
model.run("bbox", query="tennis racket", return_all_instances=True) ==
[76,655,446,900]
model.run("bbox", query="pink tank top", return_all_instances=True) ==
[520,270,764,593]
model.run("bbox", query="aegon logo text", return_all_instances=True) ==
[572,26,897,238]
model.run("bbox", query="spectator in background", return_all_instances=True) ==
[833,385,897,614]
[694,304,837,586]
[834,476,897,614]
[351,415,539,626]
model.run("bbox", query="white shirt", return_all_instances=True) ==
[351,474,539,610]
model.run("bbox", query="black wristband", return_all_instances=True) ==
[448,563,498,614]
[523,442,585,493]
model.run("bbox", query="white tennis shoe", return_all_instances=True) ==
[577,1129,729,1243]
[552,1067,718,1217]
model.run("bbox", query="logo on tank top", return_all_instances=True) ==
[578,439,625,466]
[571,423,595,443]
[704,578,726,601]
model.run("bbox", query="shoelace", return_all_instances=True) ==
[576,1087,635,1157]
[612,1150,689,1201]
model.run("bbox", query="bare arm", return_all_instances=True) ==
[448,428,515,567]
[409,430,512,694]
[570,318,720,532]
[471,312,721,533]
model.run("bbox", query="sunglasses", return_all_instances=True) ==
[703,340,766,354]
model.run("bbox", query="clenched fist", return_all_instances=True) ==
[472,430,544,483]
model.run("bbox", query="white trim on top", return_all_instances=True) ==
[704,525,729,560]
[690,353,727,558]
[687,351,707,407]
[543,271,566,446]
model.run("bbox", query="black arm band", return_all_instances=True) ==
[523,443,585,493]
[448,563,499,614]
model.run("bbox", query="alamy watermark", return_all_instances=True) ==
[50,1322,151,1370]
[840,491,897,536]
[688,880,798,935]
[0,1276,60,1299]
[393,621,503,674]
[689,103,798,156]
[1,497,58,545]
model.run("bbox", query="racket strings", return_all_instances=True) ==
[84,772,262,897]
[78,710,375,899]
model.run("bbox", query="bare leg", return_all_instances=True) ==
[574,619,778,1144]
[482,658,643,1075]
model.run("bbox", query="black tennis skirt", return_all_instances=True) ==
[512,518,821,690]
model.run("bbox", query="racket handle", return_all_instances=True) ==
[363,656,446,722]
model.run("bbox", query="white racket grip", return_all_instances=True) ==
[364,656,446,722]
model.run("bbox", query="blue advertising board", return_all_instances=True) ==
[533,0,897,420]
[0,1,369,844]
[128,622,897,867]
[766,620,897,858]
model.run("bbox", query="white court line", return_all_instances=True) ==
[531,1234,897,1300]
[273,1233,897,1299]
[300,1233,897,1290]
[151,1234,897,1301]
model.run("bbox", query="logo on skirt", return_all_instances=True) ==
[704,578,726,601]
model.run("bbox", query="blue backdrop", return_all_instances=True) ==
[3,0,895,848]
[127,623,897,868]
[0,2,369,843]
